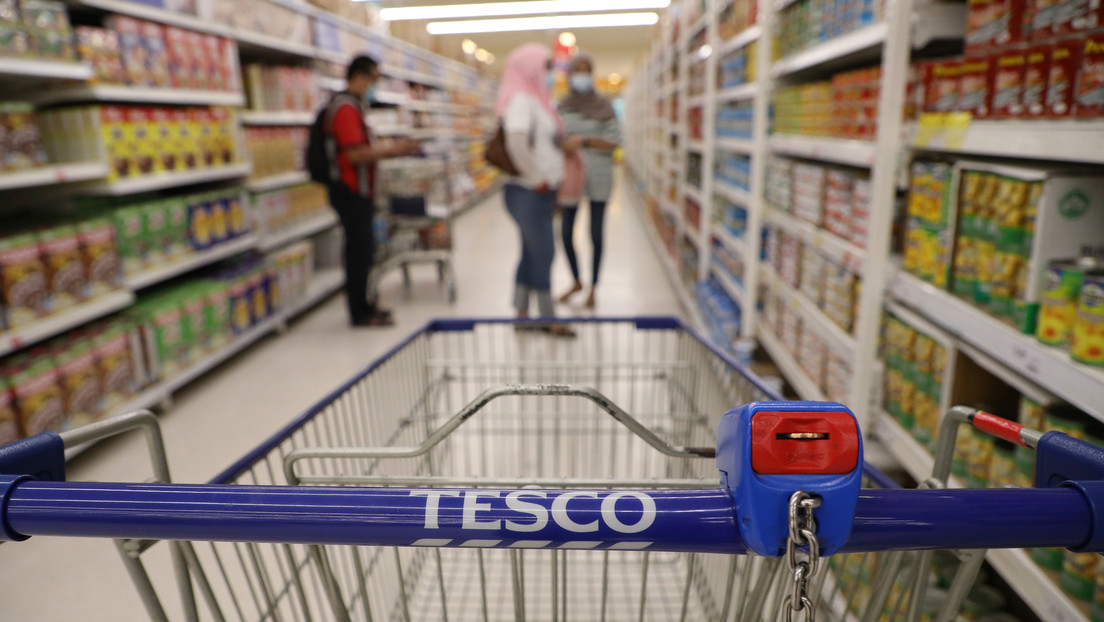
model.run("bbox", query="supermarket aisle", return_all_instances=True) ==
[0,174,684,622]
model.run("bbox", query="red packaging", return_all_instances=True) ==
[187,30,210,90]
[968,0,1030,50]
[173,108,197,170]
[909,61,934,118]
[1045,37,1083,116]
[959,54,995,114]
[997,0,1031,45]
[1075,32,1104,116]
[966,0,998,51]
[1032,0,1061,38]
[1053,0,1101,34]
[163,26,188,89]
[991,46,1028,116]
[203,35,225,91]
[1024,42,1052,114]
[930,60,964,112]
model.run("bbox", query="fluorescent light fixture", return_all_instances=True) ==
[558,31,576,47]
[427,12,659,34]
[381,0,669,21]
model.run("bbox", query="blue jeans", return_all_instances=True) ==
[504,183,556,316]
[561,200,607,286]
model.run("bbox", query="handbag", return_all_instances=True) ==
[485,122,520,176]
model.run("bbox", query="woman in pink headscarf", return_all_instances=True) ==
[496,42,572,336]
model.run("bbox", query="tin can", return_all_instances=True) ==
[1063,548,1101,601]
[1037,258,1092,346]
[1019,394,1048,429]
[967,427,996,487]
[989,439,1018,487]
[1072,268,1104,366]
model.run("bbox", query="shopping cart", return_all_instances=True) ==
[1,317,1103,622]
[372,156,457,303]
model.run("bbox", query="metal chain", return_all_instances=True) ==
[782,491,823,622]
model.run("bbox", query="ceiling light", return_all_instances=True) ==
[475,48,490,62]
[380,0,669,21]
[487,53,496,64]
[461,39,477,54]
[609,73,623,85]
[558,32,576,47]
[427,12,660,35]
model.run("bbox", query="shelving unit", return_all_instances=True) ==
[259,212,339,252]
[125,235,260,290]
[240,111,315,126]
[247,171,311,193]
[32,84,245,107]
[84,163,253,196]
[0,290,136,358]
[626,0,1103,618]
[0,57,93,82]
[0,162,108,191]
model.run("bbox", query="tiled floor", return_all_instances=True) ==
[0,175,688,621]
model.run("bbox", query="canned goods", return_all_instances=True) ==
[989,439,1018,487]
[1047,409,1087,440]
[1072,269,1104,366]
[1062,549,1100,601]
[968,427,996,487]
[953,423,974,478]
[1037,258,1095,346]
[1019,394,1048,430]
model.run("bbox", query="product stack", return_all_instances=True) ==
[0,0,75,62]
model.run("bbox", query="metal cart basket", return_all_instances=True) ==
[372,157,456,303]
[2,317,1103,622]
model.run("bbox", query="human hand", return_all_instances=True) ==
[535,182,550,193]
[396,138,422,156]
[563,136,584,154]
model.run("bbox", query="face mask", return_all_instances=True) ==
[569,73,593,93]
[545,72,556,92]
[362,85,377,103]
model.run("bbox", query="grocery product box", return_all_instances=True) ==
[38,224,89,311]
[0,232,52,329]
[87,320,140,410]
[3,354,66,435]
[1,103,47,171]
[905,160,957,288]
[51,337,105,428]
[0,378,20,443]
[952,161,1104,335]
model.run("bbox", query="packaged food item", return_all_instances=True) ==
[2,103,47,170]
[967,427,995,487]
[1024,42,1052,116]
[100,105,130,180]
[1033,0,1063,37]
[164,197,189,260]
[1019,394,1048,429]
[991,46,1028,117]
[0,232,52,328]
[178,287,205,362]
[38,224,89,311]
[5,354,65,435]
[137,295,187,379]
[89,320,138,410]
[960,54,994,115]
[172,107,198,170]
[202,282,230,351]
[52,338,105,427]
[1076,32,1104,118]
[1046,37,1083,117]
[110,16,148,86]
[1072,268,1104,366]
[1063,547,1101,601]
[1037,258,1092,346]
[21,0,74,61]
[140,199,168,267]
[75,26,125,84]
[989,439,1018,487]
[192,107,215,167]
[0,378,21,443]
[188,197,212,250]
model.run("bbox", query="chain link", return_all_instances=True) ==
[782,491,822,622]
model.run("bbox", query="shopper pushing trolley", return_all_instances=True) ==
[1,318,1103,621]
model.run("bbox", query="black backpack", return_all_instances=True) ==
[307,93,363,184]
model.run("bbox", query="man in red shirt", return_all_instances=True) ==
[326,55,420,327]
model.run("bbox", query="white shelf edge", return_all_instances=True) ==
[632,185,702,332]
[769,134,878,168]
[890,270,1104,419]
[716,137,755,154]
[125,235,259,290]
[259,212,339,252]
[718,25,762,56]
[33,84,245,106]
[687,95,706,107]
[908,119,1104,166]
[715,180,752,206]
[713,226,747,259]
[247,170,311,192]
[872,415,1090,622]
[764,207,866,272]
[88,163,253,196]
[771,22,888,78]
[285,269,344,320]
[716,83,758,102]
[0,290,136,357]
[0,162,108,191]
[240,111,315,126]
[712,265,747,308]
[161,315,282,397]
[762,265,858,357]
[757,325,828,401]
[235,29,317,59]
[0,57,94,81]
[684,184,705,205]
[76,0,229,36]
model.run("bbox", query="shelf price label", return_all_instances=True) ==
[1009,342,1044,377]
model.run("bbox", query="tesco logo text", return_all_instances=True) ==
[410,491,657,534]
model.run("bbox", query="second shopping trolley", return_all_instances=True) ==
[2,317,1103,622]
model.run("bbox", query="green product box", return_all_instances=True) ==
[202,282,231,351]
[1062,551,1100,602]
[164,198,190,260]
[110,205,148,276]
[1031,547,1066,570]
[141,200,169,267]
[137,296,187,380]
[177,287,207,362]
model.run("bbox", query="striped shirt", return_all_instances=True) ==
[559,108,621,203]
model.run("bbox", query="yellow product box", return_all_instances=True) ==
[149,107,177,173]
[172,108,198,171]
[125,107,160,177]
[99,106,129,180]
[190,107,213,168]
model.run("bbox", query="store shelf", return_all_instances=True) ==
[718,25,762,56]
[372,125,414,137]
[713,266,747,308]
[761,265,857,357]
[0,162,108,191]
[717,83,758,102]
[33,84,245,106]
[769,134,877,168]
[684,184,705,205]
[411,128,453,140]
[0,57,93,82]
[715,180,752,206]
[873,416,1090,622]
[715,137,755,153]
[910,118,1104,166]
[687,139,706,153]
[235,29,317,60]
[259,212,339,252]
[764,208,865,273]
[86,163,252,196]
[890,271,1104,419]
[714,227,747,259]
[771,22,888,78]
[125,235,259,290]
[687,95,706,108]
[241,110,315,126]
[74,0,226,36]
[247,171,311,193]
[0,290,136,358]
[757,325,828,401]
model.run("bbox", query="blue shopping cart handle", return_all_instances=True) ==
[0,479,1097,553]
